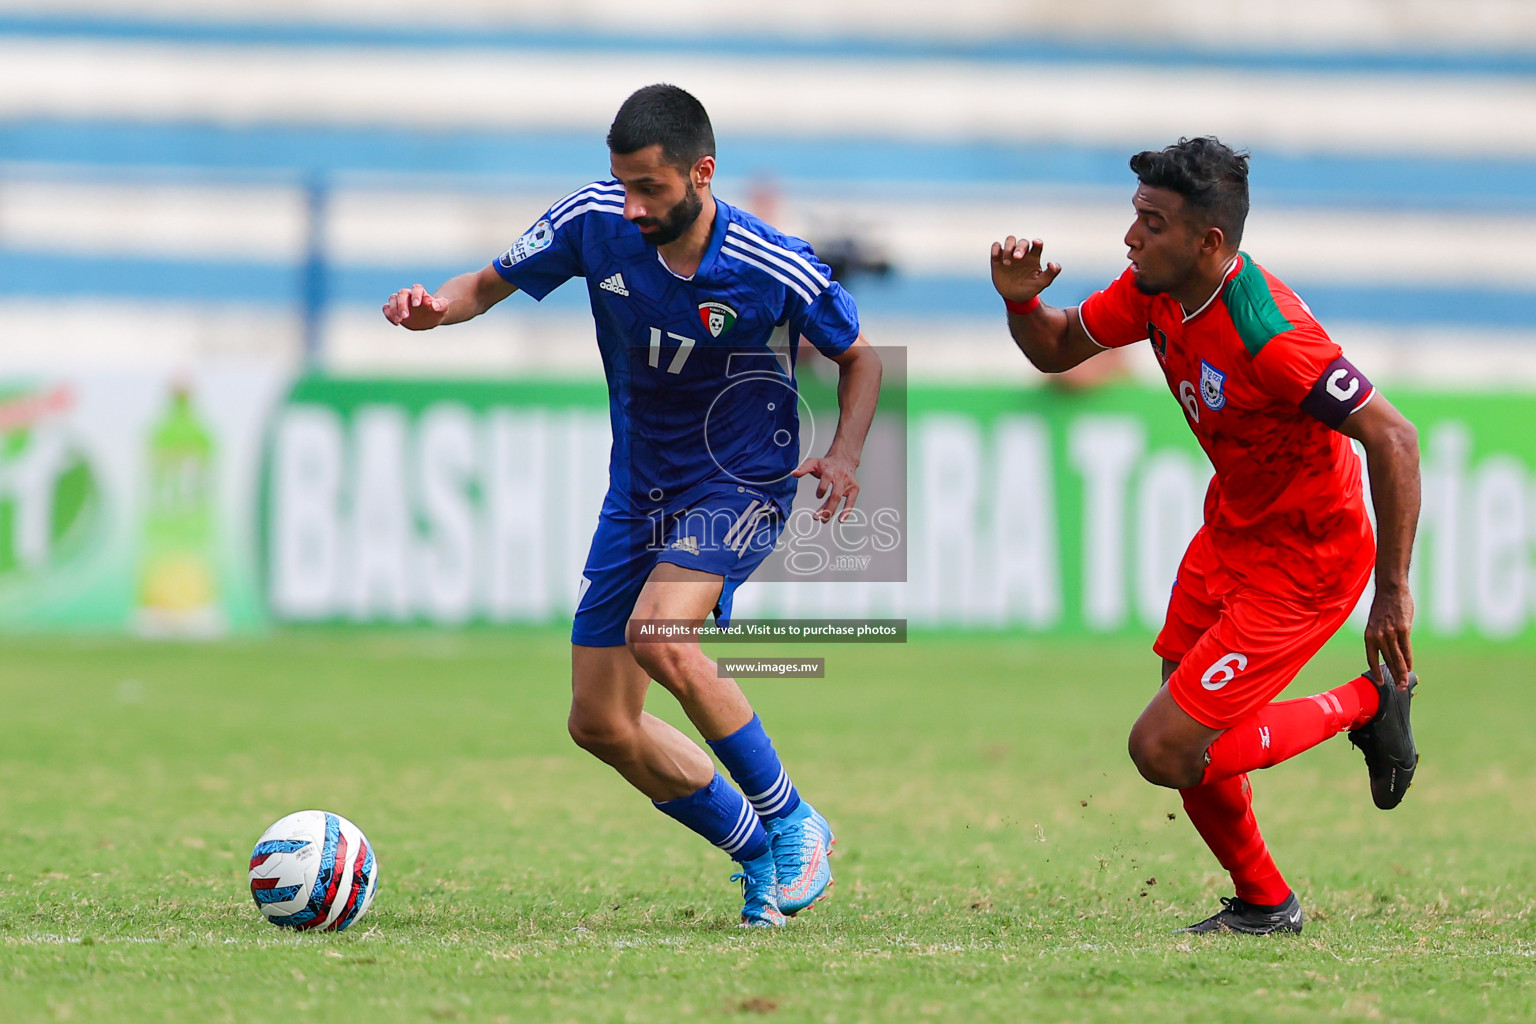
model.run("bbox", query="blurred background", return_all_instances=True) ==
[3,0,1535,640]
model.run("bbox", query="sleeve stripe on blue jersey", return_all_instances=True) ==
[550,181,624,220]
[553,199,625,231]
[725,224,830,288]
[721,241,829,303]
[547,184,605,218]
[722,243,819,305]
[722,239,825,302]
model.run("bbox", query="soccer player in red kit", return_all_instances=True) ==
[990,137,1422,934]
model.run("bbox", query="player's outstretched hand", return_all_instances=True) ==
[990,236,1062,305]
[1365,582,1414,688]
[793,454,859,523]
[383,284,449,330]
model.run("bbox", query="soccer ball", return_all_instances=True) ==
[248,810,378,931]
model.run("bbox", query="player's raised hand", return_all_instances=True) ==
[1364,583,1414,689]
[990,236,1062,304]
[793,454,859,523]
[383,284,449,330]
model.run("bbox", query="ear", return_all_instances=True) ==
[692,155,716,191]
[1201,224,1228,256]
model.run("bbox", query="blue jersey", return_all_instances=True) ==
[492,181,860,514]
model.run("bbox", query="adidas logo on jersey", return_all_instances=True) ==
[598,273,629,297]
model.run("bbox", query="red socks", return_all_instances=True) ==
[1180,774,1291,907]
[1201,675,1379,785]
[1178,675,1380,907]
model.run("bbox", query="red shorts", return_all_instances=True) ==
[1155,527,1372,729]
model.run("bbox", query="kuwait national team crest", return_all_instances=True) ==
[698,301,738,338]
[1199,359,1228,411]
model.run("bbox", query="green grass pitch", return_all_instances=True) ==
[1,629,1533,1023]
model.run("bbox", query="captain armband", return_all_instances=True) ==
[1299,356,1375,428]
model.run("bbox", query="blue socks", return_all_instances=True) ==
[654,717,802,864]
[708,715,802,821]
[654,772,770,863]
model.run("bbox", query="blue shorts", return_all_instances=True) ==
[572,485,786,648]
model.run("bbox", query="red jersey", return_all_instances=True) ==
[1078,253,1376,595]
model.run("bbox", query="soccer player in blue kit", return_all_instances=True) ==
[383,84,883,927]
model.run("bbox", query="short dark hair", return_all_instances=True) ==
[607,84,715,171]
[1129,137,1250,248]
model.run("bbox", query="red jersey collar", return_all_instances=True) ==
[1181,253,1243,323]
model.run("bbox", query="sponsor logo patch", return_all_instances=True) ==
[497,219,554,269]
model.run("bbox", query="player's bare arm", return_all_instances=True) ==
[1337,394,1421,689]
[794,335,882,522]
[989,236,1102,373]
[382,264,517,330]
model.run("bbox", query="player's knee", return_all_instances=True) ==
[567,709,636,761]
[635,644,718,706]
[1127,728,1203,789]
[627,636,695,690]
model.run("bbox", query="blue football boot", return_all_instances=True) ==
[731,848,785,928]
[766,802,835,916]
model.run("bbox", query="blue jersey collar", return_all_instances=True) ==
[693,196,731,280]
[653,197,729,282]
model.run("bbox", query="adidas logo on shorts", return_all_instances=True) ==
[598,273,629,297]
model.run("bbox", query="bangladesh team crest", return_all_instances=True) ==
[698,301,738,338]
[1199,359,1228,411]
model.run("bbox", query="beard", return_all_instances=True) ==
[1131,239,1204,296]
[634,182,703,247]
[1132,255,1194,296]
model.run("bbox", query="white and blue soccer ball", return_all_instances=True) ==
[248,810,378,931]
